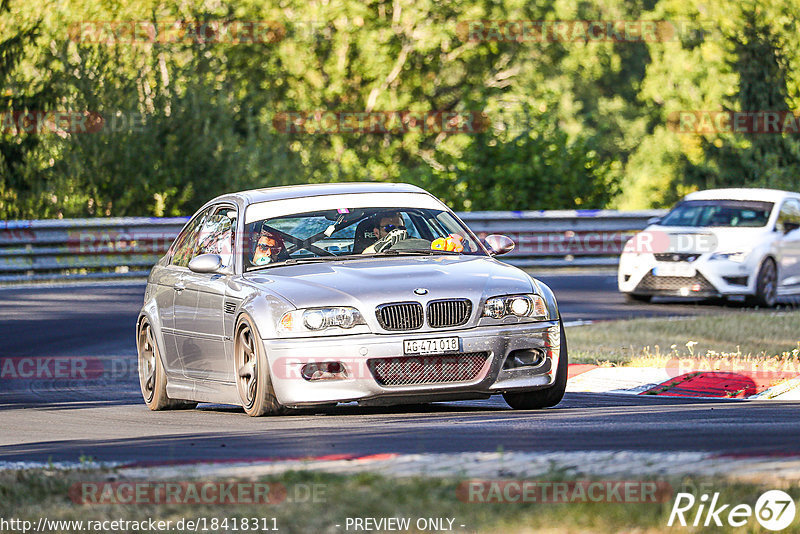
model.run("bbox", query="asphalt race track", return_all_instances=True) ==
[1,272,799,465]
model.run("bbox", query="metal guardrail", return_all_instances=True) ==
[0,210,666,282]
[458,209,665,267]
[0,217,188,283]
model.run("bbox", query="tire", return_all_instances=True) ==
[750,258,778,308]
[502,320,568,410]
[137,318,197,411]
[625,293,652,303]
[235,315,286,416]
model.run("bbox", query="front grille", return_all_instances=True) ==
[367,352,489,386]
[653,253,700,262]
[376,302,424,331]
[635,272,716,293]
[427,299,472,328]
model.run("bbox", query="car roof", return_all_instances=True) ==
[683,188,800,203]
[215,182,429,205]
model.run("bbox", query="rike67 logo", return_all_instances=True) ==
[668,490,796,530]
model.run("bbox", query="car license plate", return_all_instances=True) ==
[653,263,696,277]
[403,337,460,355]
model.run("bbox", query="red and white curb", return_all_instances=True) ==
[566,364,800,399]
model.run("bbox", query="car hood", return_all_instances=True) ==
[646,225,773,254]
[242,255,534,309]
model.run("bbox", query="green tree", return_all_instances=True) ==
[694,6,800,191]
[0,0,60,218]
[442,106,617,210]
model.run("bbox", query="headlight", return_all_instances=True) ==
[482,294,548,320]
[278,307,366,334]
[709,251,748,263]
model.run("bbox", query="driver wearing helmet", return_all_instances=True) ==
[362,212,408,254]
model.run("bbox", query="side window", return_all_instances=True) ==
[777,199,800,233]
[170,208,212,268]
[195,207,236,267]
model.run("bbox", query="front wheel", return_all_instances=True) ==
[235,315,286,416]
[502,320,568,410]
[625,293,652,303]
[750,258,777,308]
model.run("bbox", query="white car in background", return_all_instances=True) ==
[618,188,800,306]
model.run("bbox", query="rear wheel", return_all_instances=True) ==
[235,315,286,416]
[137,318,197,411]
[750,258,777,307]
[503,320,568,410]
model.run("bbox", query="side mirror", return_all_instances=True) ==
[188,253,223,274]
[647,216,662,226]
[484,234,515,256]
[783,221,800,234]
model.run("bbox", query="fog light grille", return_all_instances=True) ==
[367,352,489,386]
[723,276,748,286]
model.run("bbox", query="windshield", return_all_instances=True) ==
[659,200,773,228]
[243,206,487,270]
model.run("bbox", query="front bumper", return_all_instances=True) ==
[264,321,561,406]
[618,253,755,298]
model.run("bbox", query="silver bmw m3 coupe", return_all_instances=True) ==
[137,182,567,416]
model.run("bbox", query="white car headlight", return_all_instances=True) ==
[278,307,366,334]
[482,294,548,320]
[709,251,748,263]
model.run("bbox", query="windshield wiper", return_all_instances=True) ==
[248,254,367,271]
[248,251,467,271]
[372,249,461,256]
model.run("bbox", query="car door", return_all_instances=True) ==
[774,198,800,291]
[158,207,213,374]
[172,204,237,382]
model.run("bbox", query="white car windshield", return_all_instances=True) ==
[659,200,773,228]
[244,207,487,270]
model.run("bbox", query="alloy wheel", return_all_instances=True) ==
[137,321,157,403]
[759,259,777,307]
[237,324,258,409]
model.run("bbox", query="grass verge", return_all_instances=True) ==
[567,311,800,365]
[1,468,798,533]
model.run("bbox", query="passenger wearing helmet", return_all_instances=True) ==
[252,230,287,266]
